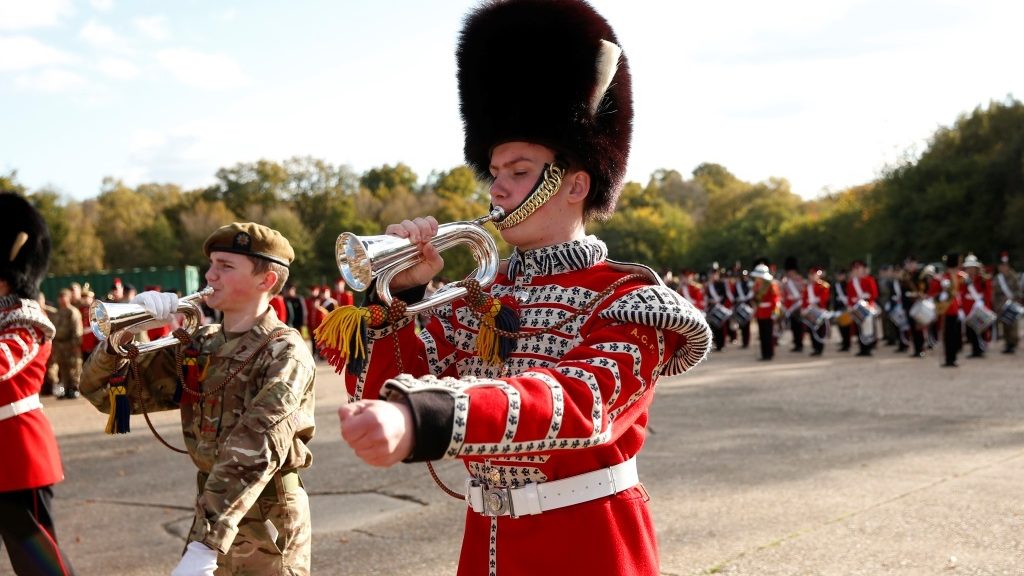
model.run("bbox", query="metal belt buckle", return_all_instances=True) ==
[482,486,514,517]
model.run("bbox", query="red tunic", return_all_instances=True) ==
[753,281,780,320]
[678,282,705,311]
[847,274,878,307]
[0,296,63,492]
[780,276,805,315]
[269,295,287,321]
[347,238,711,575]
[962,275,991,314]
[803,280,830,310]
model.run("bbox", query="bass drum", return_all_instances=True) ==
[909,298,936,326]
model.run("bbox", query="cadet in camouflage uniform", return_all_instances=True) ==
[80,223,316,576]
[53,288,83,399]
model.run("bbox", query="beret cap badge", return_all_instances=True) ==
[234,232,252,250]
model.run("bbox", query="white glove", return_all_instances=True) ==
[132,291,179,322]
[170,541,218,576]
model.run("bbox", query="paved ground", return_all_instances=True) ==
[8,332,1023,575]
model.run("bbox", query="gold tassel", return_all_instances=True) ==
[476,298,503,366]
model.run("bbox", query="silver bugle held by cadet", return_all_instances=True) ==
[89,286,214,356]
[334,207,505,315]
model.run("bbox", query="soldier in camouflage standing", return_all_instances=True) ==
[80,223,317,575]
[53,288,83,400]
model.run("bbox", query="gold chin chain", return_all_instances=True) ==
[494,162,566,231]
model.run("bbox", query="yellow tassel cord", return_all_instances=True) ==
[314,305,372,371]
[475,298,503,366]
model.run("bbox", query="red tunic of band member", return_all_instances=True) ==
[962,274,991,314]
[754,281,780,320]
[348,252,709,575]
[683,282,705,311]
[0,295,63,493]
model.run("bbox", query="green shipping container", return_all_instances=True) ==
[42,266,202,304]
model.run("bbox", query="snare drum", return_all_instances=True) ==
[999,300,1024,325]
[849,299,877,325]
[733,302,754,326]
[909,298,936,326]
[801,306,827,330]
[965,305,997,333]
[706,303,733,329]
[887,306,910,331]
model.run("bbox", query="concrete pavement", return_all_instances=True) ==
[10,339,1023,575]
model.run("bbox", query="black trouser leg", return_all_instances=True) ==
[811,324,825,354]
[943,316,961,365]
[740,323,751,347]
[789,314,804,350]
[0,487,76,576]
[757,318,774,359]
[711,325,725,351]
[911,320,924,355]
[966,327,984,356]
[839,325,851,350]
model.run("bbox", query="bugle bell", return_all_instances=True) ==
[335,207,505,314]
[90,287,214,356]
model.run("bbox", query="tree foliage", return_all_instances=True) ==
[17,97,1023,291]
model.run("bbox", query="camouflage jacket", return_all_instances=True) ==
[80,309,316,553]
[53,305,82,345]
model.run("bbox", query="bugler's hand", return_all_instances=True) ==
[384,217,444,292]
[131,291,179,322]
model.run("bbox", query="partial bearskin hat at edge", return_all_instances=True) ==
[0,193,51,300]
[457,0,633,222]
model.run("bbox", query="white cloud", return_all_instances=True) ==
[96,56,138,79]
[15,68,87,92]
[90,0,114,11]
[134,15,168,41]
[0,35,76,71]
[130,129,167,149]
[79,18,120,47]
[156,48,248,90]
[0,0,73,30]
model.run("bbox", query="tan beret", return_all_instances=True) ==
[203,222,294,267]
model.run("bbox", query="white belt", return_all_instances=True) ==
[0,393,42,422]
[466,457,640,518]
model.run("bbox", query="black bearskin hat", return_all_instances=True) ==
[457,0,633,221]
[783,256,798,272]
[0,193,51,300]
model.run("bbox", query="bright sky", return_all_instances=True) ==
[2,0,1021,202]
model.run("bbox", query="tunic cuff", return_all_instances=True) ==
[383,386,454,462]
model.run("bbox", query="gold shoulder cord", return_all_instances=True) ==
[494,163,566,231]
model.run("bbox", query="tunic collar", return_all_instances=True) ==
[506,236,608,281]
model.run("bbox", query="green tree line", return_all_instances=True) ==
[4,97,1021,290]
